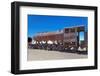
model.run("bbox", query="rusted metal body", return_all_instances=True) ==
[33,26,87,48]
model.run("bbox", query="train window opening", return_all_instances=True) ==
[65,29,69,33]
[70,28,75,32]
[79,32,84,43]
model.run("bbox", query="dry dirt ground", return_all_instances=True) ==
[27,49,87,61]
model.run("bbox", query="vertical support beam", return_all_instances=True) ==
[75,28,78,48]
[77,32,79,48]
[84,31,88,51]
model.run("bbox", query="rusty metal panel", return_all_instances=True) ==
[64,32,77,42]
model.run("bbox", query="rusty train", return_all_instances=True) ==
[28,26,88,54]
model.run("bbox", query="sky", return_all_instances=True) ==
[28,15,88,40]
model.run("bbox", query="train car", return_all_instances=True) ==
[30,25,87,54]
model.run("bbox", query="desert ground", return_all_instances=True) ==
[27,49,87,61]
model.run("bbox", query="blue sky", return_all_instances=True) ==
[28,15,88,40]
